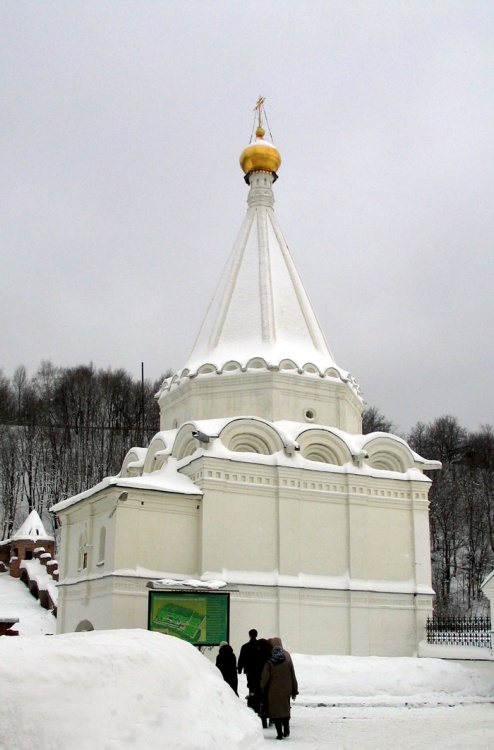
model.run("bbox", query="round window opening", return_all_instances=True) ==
[305,408,316,422]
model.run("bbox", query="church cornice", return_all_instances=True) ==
[156,358,363,400]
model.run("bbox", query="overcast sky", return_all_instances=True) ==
[1,1,493,434]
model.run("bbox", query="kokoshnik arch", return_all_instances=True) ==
[52,102,440,656]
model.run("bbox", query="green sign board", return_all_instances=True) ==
[148,590,230,646]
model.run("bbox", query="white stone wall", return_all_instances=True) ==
[159,370,363,434]
[56,451,433,655]
[58,576,429,657]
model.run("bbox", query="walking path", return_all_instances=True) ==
[261,703,494,749]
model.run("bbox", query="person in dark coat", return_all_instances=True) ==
[237,629,260,681]
[260,637,298,740]
[238,628,262,714]
[257,638,272,728]
[216,641,238,695]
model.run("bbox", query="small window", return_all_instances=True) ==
[97,527,106,566]
[78,534,83,571]
[83,552,88,569]
[25,549,33,560]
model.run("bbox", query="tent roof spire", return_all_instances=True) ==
[183,106,345,378]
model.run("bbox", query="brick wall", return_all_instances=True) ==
[9,539,55,578]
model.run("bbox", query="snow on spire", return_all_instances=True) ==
[11,510,53,541]
[184,143,337,375]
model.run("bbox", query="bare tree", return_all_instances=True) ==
[408,415,494,615]
[0,362,162,537]
[362,406,394,435]
[0,426,23,539]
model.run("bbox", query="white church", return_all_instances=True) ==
[52,106,441,656]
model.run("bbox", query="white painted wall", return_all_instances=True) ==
[56,448,433,655]
[158,370,363,434]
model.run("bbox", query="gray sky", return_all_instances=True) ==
[2,1,493,435]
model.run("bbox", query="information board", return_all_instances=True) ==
[148,590,230,646]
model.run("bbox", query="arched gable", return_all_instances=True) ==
[120,448,146,478]
[197,363,217,375]
[364,436,415,473]
[220,360,242,373]
[297,428,353,467]
[245,357,269,370]
[279,358,299,371]
[172,424,201,461]
[302,362,321,375]
[142,437,169,474]
[219,418,284,456]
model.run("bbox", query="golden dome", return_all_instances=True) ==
[239,126,281,176]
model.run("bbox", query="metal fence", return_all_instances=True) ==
[426,616,492,648]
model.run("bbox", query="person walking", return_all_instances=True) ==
[216,641,238,695]
[238,628,262,713]
[257,638,272,728]
[260,637,298,740]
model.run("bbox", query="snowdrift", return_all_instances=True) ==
[0,629,263,750]
[294,653,494,706]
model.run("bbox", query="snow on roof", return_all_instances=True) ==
[11,510,53,542]
[50,456,202,514]
[481,568,494,590]
[197,569,434,596]
[52,413,439,516]
[149,578,229,589]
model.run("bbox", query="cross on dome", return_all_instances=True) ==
[240,96,281,178]
[254,95,266,130]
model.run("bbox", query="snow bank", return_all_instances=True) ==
[293,653,494,706]
[0,629,263,750]
[418,640,493,661]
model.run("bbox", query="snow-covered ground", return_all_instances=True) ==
[0,568,56,635]
[1,571,493,749]
[262,654,494,749]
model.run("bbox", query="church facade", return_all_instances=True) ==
[52,111,440,656]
